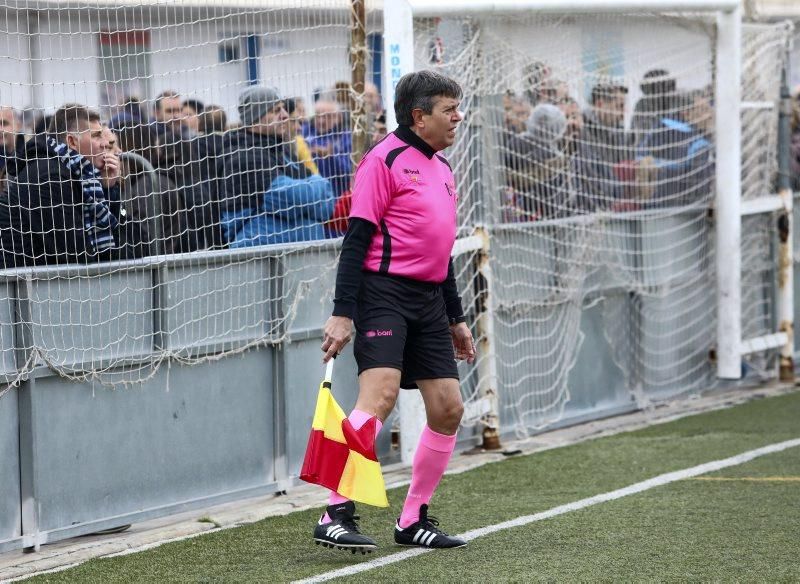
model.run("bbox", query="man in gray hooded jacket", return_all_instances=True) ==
[504,103,572,219]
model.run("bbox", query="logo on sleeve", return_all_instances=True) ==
[445,182,456,197]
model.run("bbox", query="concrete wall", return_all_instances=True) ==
[0,204,776,553]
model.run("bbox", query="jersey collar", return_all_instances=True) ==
[394,125,437,159]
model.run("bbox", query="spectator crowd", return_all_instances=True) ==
[500,64,714,222]
[0,81,386,268]
[0,65,715,269]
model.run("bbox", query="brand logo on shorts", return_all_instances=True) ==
[366,329,392,338]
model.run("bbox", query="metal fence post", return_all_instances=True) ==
[14,276,40,551]
[350,0,368,166]
[474,226,501,449]
[271,256,289,489]
[777,56,795,382]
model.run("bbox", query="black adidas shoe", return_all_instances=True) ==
[394,504,467,549]
[313,501,377,554]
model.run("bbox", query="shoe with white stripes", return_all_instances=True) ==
[313,501,377,553]
[394,504,467,549]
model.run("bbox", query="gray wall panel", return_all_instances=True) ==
[29,353,274,532]
[494,301,581,432]
[281,249,338,333]
[496,295,638,433]
[795,267,800,353]
[795,196,800,353]
[0,388,21,543]
[164,260,274,353]
[564,297,635,418]
[639,213,710,288]
[638,285,716,400]
[493,228,557,305]
[584,218,638,293]
[28,271,152,368]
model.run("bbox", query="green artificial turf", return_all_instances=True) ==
[30,391,800,583]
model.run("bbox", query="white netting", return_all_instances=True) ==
[739,22,792,377]
[0,1,383,387]
[413,12,791,434]
[741,22,794,201]
[0,2,791,439]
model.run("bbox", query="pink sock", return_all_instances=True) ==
[398,426,457,528]
[322,409,382,522]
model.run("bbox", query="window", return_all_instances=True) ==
[99,30,152,119]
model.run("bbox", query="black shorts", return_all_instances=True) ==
[353,272,459,389]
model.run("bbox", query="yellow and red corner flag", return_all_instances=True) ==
[299,361,389,507]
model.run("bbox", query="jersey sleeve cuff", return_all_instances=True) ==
[332,301,356,319]
[448,315,467,325]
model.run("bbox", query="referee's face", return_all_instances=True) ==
[418,96,463,152]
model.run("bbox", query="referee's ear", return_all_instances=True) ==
[410,107,427,129]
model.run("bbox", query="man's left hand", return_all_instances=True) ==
[450,322,476,364]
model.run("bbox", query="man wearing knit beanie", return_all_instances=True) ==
[217,85,335,247]
[238,85,284,127]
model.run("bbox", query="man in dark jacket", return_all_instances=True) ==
[635,90,713,207]
[0,104,133,267]
[218,86,334,246]
[218,86,288,242]
[632,69,680,146]
[573,84,635,211]
[151,90,190,144]
[117,141,188,257]
[504,103,572,220]
[181,106,229,249]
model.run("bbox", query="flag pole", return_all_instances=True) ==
[324,358,335,383]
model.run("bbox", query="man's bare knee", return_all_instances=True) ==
[431,400,463,434]
[417,378,464,435]
[448,400,465,427]
[355,367,401,421]
[372,386,399,417]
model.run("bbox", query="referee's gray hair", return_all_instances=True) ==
[394,70,462,126]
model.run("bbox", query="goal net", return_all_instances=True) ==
[412,11,792,434]
[0,2,385,389]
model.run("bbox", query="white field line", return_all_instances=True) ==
[293,437,800,584]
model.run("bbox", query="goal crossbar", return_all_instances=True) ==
[407,0,741,17]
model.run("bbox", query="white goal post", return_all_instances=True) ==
[386,0,757,459]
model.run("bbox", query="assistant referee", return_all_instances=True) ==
[314,70,475,553]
